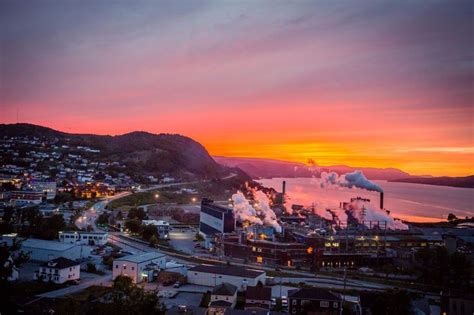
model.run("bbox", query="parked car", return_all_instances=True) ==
[173,281,182,288]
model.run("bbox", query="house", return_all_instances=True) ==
[112,252,166,283]
[208,283,238,315]
[34,257,80,284]
[21,238,90,262]
[288,288,342,315]
[187,265,265,290]
[245,286,272,310]
[58,231,109,246]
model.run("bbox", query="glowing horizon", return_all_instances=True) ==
[1,1,472,177]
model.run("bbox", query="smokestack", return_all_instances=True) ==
[380,192,384,209]
[282,181,286,195]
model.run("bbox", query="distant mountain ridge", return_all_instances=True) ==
[0,123,241,180]
[390,176,474,188]
[214,156,411,180]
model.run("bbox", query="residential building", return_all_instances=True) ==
[58,231,109,246]
[288,288,342,315]
[112,252,166,283]
[34,257,80,284]
[245,286,272,310]
[187,265,265,290]
[208,283,238,314]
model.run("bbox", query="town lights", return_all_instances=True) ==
[191,197,197,203]
[155,193,159,199]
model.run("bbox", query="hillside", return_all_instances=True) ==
[390,176,474,188]
[214,156,411,180]
[0,123,246,181]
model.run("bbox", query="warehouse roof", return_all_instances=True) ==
[22,238,77,251]
[115,252,165,263]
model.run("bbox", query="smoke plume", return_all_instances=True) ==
[254,190,282,233]
[319,170,383,193]
[231,191,263,225]
[348,199,408,230]
[231,191,282,233]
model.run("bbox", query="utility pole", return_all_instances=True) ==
[340,267,347,315]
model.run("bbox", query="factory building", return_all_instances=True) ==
[187,265,266,290]
[113,252,166,284]
[217,228,313,267]
[199,198,235,238]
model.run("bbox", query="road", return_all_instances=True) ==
[75,191,130,231]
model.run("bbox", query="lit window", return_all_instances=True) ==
[256,256,263,263]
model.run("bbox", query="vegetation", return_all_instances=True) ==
[23,276,164,314]
[124,219,142,234]
[414,246,471,288]
[17,208,66,240]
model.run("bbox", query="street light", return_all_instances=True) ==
[155,193,159,199]
[191,197,197,203]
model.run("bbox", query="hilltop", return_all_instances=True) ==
[0,123,248,182]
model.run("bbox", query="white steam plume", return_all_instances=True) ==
[231,191,263,225]
[349,199,408,230]
[254,190,282,233]
[319,170,383,193]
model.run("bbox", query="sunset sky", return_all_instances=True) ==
[1,1,472,176]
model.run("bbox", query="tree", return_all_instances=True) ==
[127,208,147,220]
[96,212,110,225]
[149,235,158,248]
[125,219,142,234]
[447,213,458,222]
[142,224,158,241]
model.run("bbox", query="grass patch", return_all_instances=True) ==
[67,285,112,301]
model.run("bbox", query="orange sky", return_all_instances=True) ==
[1,1,472,177]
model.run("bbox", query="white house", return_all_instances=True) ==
[58,231,109,246]
[112,252,166,284]
[209,282,238,310]
[22,238,90,262]
[34,257,80,284]
[187,265,266,290]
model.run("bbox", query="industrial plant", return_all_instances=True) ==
[199,180,448,271]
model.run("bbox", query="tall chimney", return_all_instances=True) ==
[380,192,384,209]
[282,181,286,195]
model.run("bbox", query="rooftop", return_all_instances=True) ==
[22,238,77,251]
[115,252,165,263]
[41,257,79,269]
[189,265,265,278]
[212,283,238,296]
[288,288,341,301]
